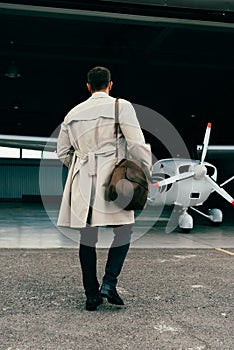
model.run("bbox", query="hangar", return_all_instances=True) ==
[0,0,233,208]
[1,4,233,348]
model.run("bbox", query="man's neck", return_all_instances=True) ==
[92,88,109,95]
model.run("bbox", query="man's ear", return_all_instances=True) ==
[109,81,113,90]
[87,83,92,92]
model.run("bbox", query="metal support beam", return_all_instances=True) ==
[1,2,234,31]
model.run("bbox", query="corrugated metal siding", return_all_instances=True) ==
[0,159,65,199]
[39,163,65,196]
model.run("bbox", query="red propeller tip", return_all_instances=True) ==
[207,122,212,128]
[231,200,234,206]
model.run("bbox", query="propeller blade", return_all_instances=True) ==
[201,122,212,164]
[205,175,234,206]
[220,175,234,187]
[153,171,194,188]
[165,205,182,233]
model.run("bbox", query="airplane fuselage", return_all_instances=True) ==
[148,158,217,208]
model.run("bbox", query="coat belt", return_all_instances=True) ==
[73,148,116,176]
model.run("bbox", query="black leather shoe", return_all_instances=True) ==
[86,294,103,311]
[100,285,124,305]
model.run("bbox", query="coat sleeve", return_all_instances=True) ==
[118,99,152,180]
[57,121,73,167]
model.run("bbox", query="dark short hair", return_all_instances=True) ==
[87,66,111,91]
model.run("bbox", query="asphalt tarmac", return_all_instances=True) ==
[0,203,234,349]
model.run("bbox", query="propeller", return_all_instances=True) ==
[153,122,212,189]
[205,175,234,206]
[153,171,194,188]
[153,122,234,207]
[201,122,212,164]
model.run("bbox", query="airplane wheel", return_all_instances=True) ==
[179,212,193,233]
[208,208,223,225]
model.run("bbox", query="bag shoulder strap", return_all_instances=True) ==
[115,97,120,136]
[115,97,128,161]
[115,97,120,160]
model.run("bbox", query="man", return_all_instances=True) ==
[57,66,152,311]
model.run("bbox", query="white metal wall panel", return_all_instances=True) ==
[39,164,64,196]
[0,160,64,199]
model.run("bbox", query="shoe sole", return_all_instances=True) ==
[86,305,98,311]
[100,292,124,306]
[86,299,103,311]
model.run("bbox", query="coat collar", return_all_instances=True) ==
[90,92,110,99]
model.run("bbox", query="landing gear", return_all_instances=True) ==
[178,210,193,233]
[178,207,223,233]
[189,206,223,229]
[208,208,223,226]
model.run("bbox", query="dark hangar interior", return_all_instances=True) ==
[1,0,234,159]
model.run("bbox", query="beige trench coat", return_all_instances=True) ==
[57,92,152,228]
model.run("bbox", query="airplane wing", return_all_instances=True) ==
[0,134,57,152]
[197,145,234,158]
[1,134,234,155]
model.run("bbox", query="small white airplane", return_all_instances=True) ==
[147,123,234,233]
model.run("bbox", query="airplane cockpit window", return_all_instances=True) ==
[206,166,215,177]
[179,165,190,173]
[152,173,172,193]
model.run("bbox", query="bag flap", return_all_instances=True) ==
[125,164,148,189]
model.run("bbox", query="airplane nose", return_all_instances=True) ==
[194,164,207,179]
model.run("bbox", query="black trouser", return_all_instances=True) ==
[79,224,132,297]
